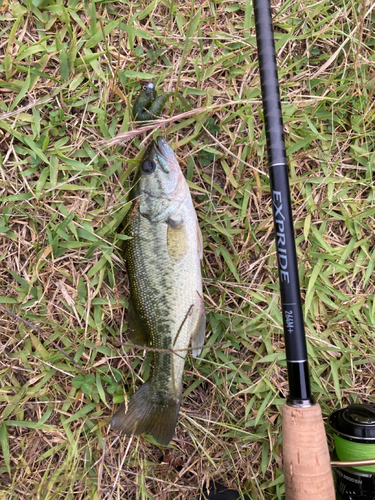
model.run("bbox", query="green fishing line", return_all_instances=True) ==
[334,434,375,472]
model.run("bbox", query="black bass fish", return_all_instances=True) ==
[111,137,205,446]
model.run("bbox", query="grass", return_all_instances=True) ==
[0,0,375,498]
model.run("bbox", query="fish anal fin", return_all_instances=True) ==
[127,297,149,346]
[191,301,206,357]
[167,219,187,261]
[111,381,181,446]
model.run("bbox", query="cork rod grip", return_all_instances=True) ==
[282,404,335,499]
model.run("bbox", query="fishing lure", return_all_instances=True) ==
[132,82,169,121]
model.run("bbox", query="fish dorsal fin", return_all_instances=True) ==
[167,219,188,261]
[191,299,206,357]
[127,297,149,346]
[196,219,203,260]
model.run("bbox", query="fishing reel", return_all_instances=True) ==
[198,405,375,500]
[330,404,375,500]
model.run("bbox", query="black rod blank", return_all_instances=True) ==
[253,0,312,404]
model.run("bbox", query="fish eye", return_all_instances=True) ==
[141,159,156,174]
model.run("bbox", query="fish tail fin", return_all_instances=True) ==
[110,381,181,446]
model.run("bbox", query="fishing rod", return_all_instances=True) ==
[252,0,335,498]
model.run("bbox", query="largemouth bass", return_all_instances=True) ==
[111,137,206,446]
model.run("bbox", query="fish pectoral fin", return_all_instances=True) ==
[127,297,150,346]
[167,219,188,261]
[111,381,181,446]
[141,199,180,224]
[191,302,206,357]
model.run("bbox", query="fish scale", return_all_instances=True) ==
[111,137,205,446]
[128,209,198,398]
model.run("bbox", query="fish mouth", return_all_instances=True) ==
[154,136,168,158]
[152,139,162,158]
[142,138,166,163]
[142,137,176,174]
[151,137,173,173]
